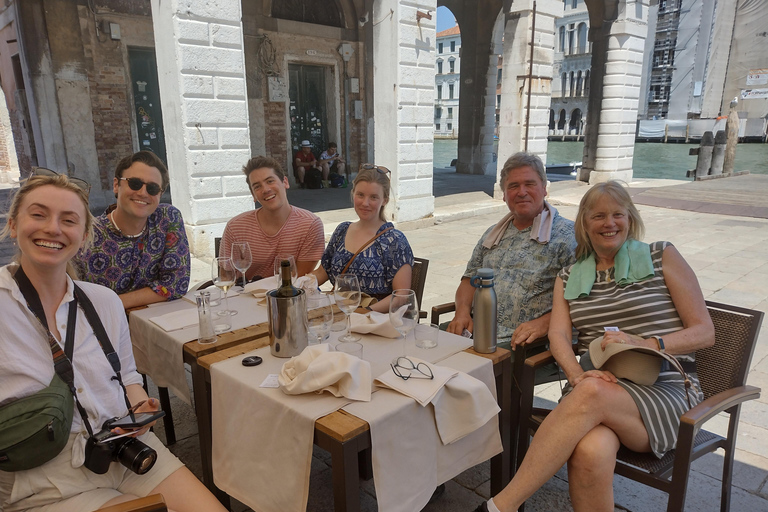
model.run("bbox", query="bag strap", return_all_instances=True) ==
[655,350,698,408]
[339,226,394,275]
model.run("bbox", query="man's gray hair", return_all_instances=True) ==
[499,152,546,187]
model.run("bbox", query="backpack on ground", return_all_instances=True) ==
[306,168,323,189]
[329,172,346,188]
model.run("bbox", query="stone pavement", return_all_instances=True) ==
[178,177,768,511]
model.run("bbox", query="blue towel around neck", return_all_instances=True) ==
[563,239,655,300]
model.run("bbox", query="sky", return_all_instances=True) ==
[436,6,457,33]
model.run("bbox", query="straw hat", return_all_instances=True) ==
[588,336,663,386]
[300,140,312,147]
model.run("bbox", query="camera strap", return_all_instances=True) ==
[13,266,132,438]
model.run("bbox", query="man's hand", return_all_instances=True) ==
[112,397,161,438]
[511,314,550,346]
[447,313,473,336]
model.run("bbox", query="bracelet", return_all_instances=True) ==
[653,336,665,351]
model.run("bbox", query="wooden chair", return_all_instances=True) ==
[411,257,429,318]
[96,494,167,512]
[515,301,764,512]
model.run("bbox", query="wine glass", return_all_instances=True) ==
[389,289,418,360]
[334,274,361,342]
[306,293,333,344]
[211,257,237,317]
[231,242,252,290]
[273,255,297,288]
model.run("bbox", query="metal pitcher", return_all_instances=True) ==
[266,289,309,357]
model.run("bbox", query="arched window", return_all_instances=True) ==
[584,70,591,97]
[558,109,567,130]
[569,109,583,134]
[577,23,588,54]
[559,26,566,53]
[561,72,567,97]
[549,109,556,130]
[272,0,344,28]
[575,71,583,96]
[569,71,575,97]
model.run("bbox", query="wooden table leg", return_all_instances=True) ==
[157,386,176,446]
[328,438,361,512]
[490,355,512,494]
[190,360,230,507]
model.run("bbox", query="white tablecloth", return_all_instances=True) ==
[210,329,501,512]
[128,289,270,404]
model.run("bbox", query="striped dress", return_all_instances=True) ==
[559,241,703,458]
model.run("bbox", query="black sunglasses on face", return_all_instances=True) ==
[119,177,163,196]
[32,167,91,195]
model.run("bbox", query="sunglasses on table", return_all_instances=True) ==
[360,163,391,178]
[118,177,164,196]
[390,357,434,381]
[32,167,91,195]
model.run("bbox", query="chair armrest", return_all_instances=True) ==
[96,494,166,512]
[431,302,456,325]
[680,385,761,428]
[523,349,556,369]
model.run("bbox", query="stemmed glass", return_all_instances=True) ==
[334,274,361,343]
[306,293,333,344]
[231,242,252,290]
[211,257,237,317]
[389,289,418,360]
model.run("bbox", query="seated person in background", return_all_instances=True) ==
[74,151,190,310]
[293,140,318,188]
[310,164,413,313]
[447,152,576,349]
[318,142,346,186]
[477,181,714,512]
[0,172,226,512]
[220,156,325,281]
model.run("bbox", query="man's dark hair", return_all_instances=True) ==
[115,151,169,190]
[242,156,285,186]
[328,142,337,148]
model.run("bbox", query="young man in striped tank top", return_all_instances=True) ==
[219,156,325,281]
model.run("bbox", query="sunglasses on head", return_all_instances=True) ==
[119,177,163,196]
[360,163,391,178]
[32,167,91,195]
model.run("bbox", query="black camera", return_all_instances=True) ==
[84,419,157,475]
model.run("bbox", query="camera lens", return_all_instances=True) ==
[114,437,158,475]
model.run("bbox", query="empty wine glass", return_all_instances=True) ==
[211,257,237,317]
[389,289,418,360]
[273,255,297,287]
[334,274,361,342]
[306,293,333,344]
[231,242,252,289]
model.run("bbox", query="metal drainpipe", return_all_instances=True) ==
[343,59,351,181]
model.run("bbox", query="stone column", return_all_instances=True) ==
[372,0,436,222]
[581,0,649,184]
[449,0,503,176]
[150,0,251,257]
[496,0,560,197]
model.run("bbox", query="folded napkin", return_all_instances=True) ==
[375,358,458,406]
[350,311,401,338]
[431,372,500,444]
[149,308,199,332]
[278,344,371,401]
[244,276,277,294]
[482,200,557,249]
[564,239,655,299]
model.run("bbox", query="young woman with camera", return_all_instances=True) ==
[0,173,226,511]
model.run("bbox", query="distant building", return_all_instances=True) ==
[550,0,590,139]
[434,25,461,139]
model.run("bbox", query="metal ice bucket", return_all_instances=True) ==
[266,288,309,357]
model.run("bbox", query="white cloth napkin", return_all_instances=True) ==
[244,276,277,294]
[350,311,401,338]
[278,345,371,401]
[431,372,500,444]
[149,309,199,332]
[375,358,458,406]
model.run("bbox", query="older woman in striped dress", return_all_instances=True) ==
[476,181,714,512]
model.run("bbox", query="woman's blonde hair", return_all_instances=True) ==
[574,180,644,260]
[352,165,391,222]
[0,174,94,278]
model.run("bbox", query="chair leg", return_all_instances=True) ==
[157,387,176,446]
[720,407,742,512]
[666,422,697,512]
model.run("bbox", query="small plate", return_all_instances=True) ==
[251,289,268,299]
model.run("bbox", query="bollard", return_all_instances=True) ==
[723,109,740,175]
[694,131,714,179]
[710,130,727,175]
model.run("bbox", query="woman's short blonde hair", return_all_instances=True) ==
[1,174,94,277]
[574,180,644,260]
[352,165,391,222]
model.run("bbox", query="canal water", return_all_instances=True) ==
[433,139,768,180]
